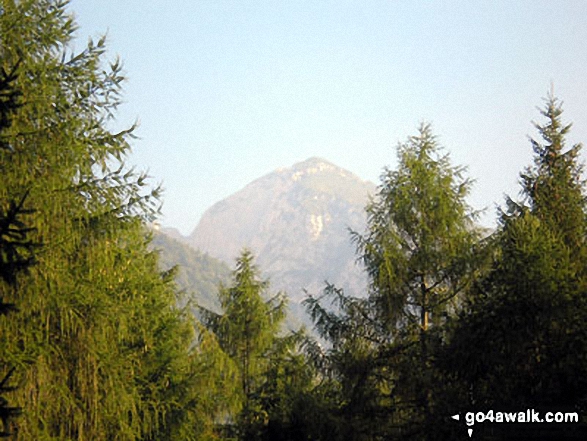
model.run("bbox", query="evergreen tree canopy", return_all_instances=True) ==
[442,94,587,439]
[304,124,483,440]
[353,123,480,338]
[514,93,587,257]
[0,2,220,439]
[202,250,286,439]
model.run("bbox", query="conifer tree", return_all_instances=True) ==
[0,1,206,439]
[0,56,30,439]
[356,124,479,431]
[202,250,286,439]
[517,93,586,255]
[304,283,392,441]
[443,95,587,439]
[354,123,480,339]
[255,327,324,441]
[305,124,482,440]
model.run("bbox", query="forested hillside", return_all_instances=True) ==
[150,231,231,311]
[2,2,587,440]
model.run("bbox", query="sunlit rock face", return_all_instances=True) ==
[188,157,375,302]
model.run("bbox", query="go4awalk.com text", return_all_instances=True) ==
[451,409,580,438]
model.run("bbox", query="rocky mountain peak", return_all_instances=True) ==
[188,158,375,302]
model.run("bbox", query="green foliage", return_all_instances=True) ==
[445,212,582,404]
[305,284,396,441]
[0,12,34,437]
[353,123,480,335]
[441,94,587,439]
[155,323,241,441]
[4,2,587,439]
[0,1,217,439]
[256,329,327,441]
[151,230,309,334]
[356,124,481,435]
[202,250,288,439]
[150,231,231,311]
[517,94,587,255]
[304,125,483,440]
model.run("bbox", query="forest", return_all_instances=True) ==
[1,1,587,440]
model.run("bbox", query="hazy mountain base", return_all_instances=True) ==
[150,231,307,332]
[150,231,231,311]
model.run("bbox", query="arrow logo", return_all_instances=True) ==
[451,414,473,437]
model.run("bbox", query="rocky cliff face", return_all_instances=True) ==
[188,157,375,302]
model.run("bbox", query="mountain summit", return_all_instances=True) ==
[188,157,375,302]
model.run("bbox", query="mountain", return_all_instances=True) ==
[158,226,187,243]
[188,157,375,303]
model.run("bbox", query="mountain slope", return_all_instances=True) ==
[151,230,305,331]
[188,157,375,302]
[151,231,231,311]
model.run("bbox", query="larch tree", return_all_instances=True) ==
[354,123,482,437]
[304,124,483,440]
[354,123,480,339]
[0,1,207,439]
[202,250,286,440]
[0,42,32,438]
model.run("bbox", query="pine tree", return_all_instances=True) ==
[0,2,203,439]
[443,94,587,439]
[304,124,483,440]
[202,250,286,439]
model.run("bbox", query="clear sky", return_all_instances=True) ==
[69,0,587,236]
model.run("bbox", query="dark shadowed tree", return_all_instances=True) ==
[0,51,31,440]
[443,94,587,440]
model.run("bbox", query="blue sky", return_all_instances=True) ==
[69,0,587,235]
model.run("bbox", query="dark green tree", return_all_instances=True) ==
[443,94,587,440]
[304,283,394,441]
[255,329,323,441]
[518,93,587,256]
